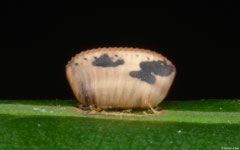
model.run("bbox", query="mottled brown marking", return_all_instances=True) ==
[91,93,96,107]
[80,81,89,105]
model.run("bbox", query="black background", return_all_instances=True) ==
[1,1,239,100]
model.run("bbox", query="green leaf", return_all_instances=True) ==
[0,99,240,150]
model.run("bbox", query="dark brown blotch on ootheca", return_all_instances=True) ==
[79,81,96,107]
[92,53,124,67]
[79,81,89,105]
[129,60,174,84]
